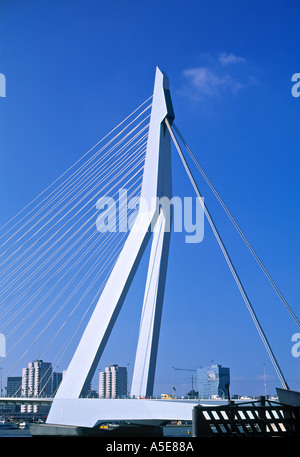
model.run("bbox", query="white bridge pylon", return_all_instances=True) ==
[47,67,176,425]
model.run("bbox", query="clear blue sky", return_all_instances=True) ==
[0,0,299,397]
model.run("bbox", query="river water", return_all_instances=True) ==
[0,424,192,438]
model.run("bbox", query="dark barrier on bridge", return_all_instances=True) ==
[192,397,300,437]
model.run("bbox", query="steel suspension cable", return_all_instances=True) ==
[1,181,143,376]
[165,118,289,391]
[1,179,143,332]
[36,237,129,399]
[0,142,147,291]
[172,123,299,328]
[0,118,150,259]
[0,96,152,239]
[0,168,144,330]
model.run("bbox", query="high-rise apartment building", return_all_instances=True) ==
[99,364,128,398]
[21,360,53,414]
[22,359,52,398]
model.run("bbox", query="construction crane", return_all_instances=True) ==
[172,367,196,372]
[171,367,197,397]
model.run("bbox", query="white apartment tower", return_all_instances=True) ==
[22,359,52,398]
[21,359,53,414]
[99,364,128,398]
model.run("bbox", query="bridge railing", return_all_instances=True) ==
[192,398,300,437]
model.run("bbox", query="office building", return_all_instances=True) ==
[99,364,128,398]
[5,377,22,414]
[7,376,22,397]
[197,364,230,399]
[52,371,63,396]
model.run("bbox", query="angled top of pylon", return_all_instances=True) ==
[155,66,169,88]
[153,67,175,124]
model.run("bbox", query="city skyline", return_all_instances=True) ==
[0,0,299,399]
[0,357,281,400]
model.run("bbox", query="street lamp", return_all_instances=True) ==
[0,367,3,397]
[263,363,267,397]
[171,367,176,398]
